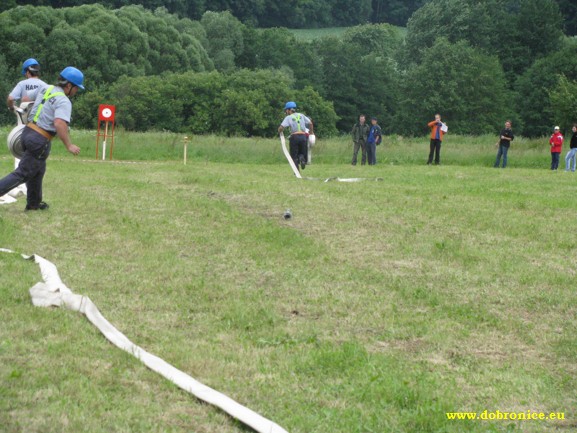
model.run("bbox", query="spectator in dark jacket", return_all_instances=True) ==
[494,120,514,168]
[351,114,370,165]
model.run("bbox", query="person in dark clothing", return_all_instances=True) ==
[351,114,370,165]
[564,124,577,172]
[366,117,381,165]
[494,120,514,168]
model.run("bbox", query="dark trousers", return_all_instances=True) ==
[366,142,376,165]
[0,127,51,207]
[289,134,308,169]
[551,152,560,170]
[494,144,509,168]
[352,140,366,165]
[428,139,442,164]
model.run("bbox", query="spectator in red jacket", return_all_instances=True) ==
[549,126,564,170]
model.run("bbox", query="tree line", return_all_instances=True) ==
[0,0,428,28]
[3,0,576,33]
[1,1,577,138]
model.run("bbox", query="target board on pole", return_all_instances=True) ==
[98,105,115,122]
[96,104,116,160]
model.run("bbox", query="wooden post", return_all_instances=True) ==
[183,136,189,165]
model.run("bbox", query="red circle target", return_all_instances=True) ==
[98,104,115,121]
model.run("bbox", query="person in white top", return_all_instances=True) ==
[7,58,47,112]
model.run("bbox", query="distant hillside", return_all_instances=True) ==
[290,26,407,41]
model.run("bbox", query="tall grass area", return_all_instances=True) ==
[0,126,557,169]
[1,130,575,433]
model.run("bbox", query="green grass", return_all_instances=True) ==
[289,27,349,40]
[289,25,406,41]
[1,130,576,433]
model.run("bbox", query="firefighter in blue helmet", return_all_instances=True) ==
[278,101,314,171]
[0,66,84,211]
[7,58,47,112]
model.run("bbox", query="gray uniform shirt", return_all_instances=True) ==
[281,112,311,134]
[28,85,72,133]
[9,78,47,101]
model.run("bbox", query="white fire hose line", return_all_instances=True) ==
[0,194,17,204]
[0,248,289,433]
[279,134,382,183]
[0,159,27,204]
[279,134,302,179]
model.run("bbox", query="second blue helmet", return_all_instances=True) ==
[22,58,40,76]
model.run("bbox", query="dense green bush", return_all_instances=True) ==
[73,69,338,137]
[0,4,213,87]
[315,35,401,132]
[0,54,15,126]
[397,38,513,136]
[515,39,577,136]
[237,27,323,91]
[550,75,577,131]
[403,0,564,78]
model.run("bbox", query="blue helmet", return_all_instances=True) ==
[22,58,40,76]
[59,66,85,90]
[284,101,297,110]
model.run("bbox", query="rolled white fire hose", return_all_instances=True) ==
[2,105,28,202]
[1,249,289,433]
[7,105,29,158]
[7,124,25,158]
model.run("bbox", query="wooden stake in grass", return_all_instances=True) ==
[183,136,189,165]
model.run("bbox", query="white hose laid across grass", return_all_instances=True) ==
[279,134,382,182]
[1,249,289,433]
[0,159,27,204]
[279,134,302,179]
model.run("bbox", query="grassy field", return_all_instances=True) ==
[289,25,406,41]
[289,27,349,40]
[1,130,576,433]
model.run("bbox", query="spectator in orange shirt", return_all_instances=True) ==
[427,113,446,165]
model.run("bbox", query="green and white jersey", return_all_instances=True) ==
[281,112,311,134]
